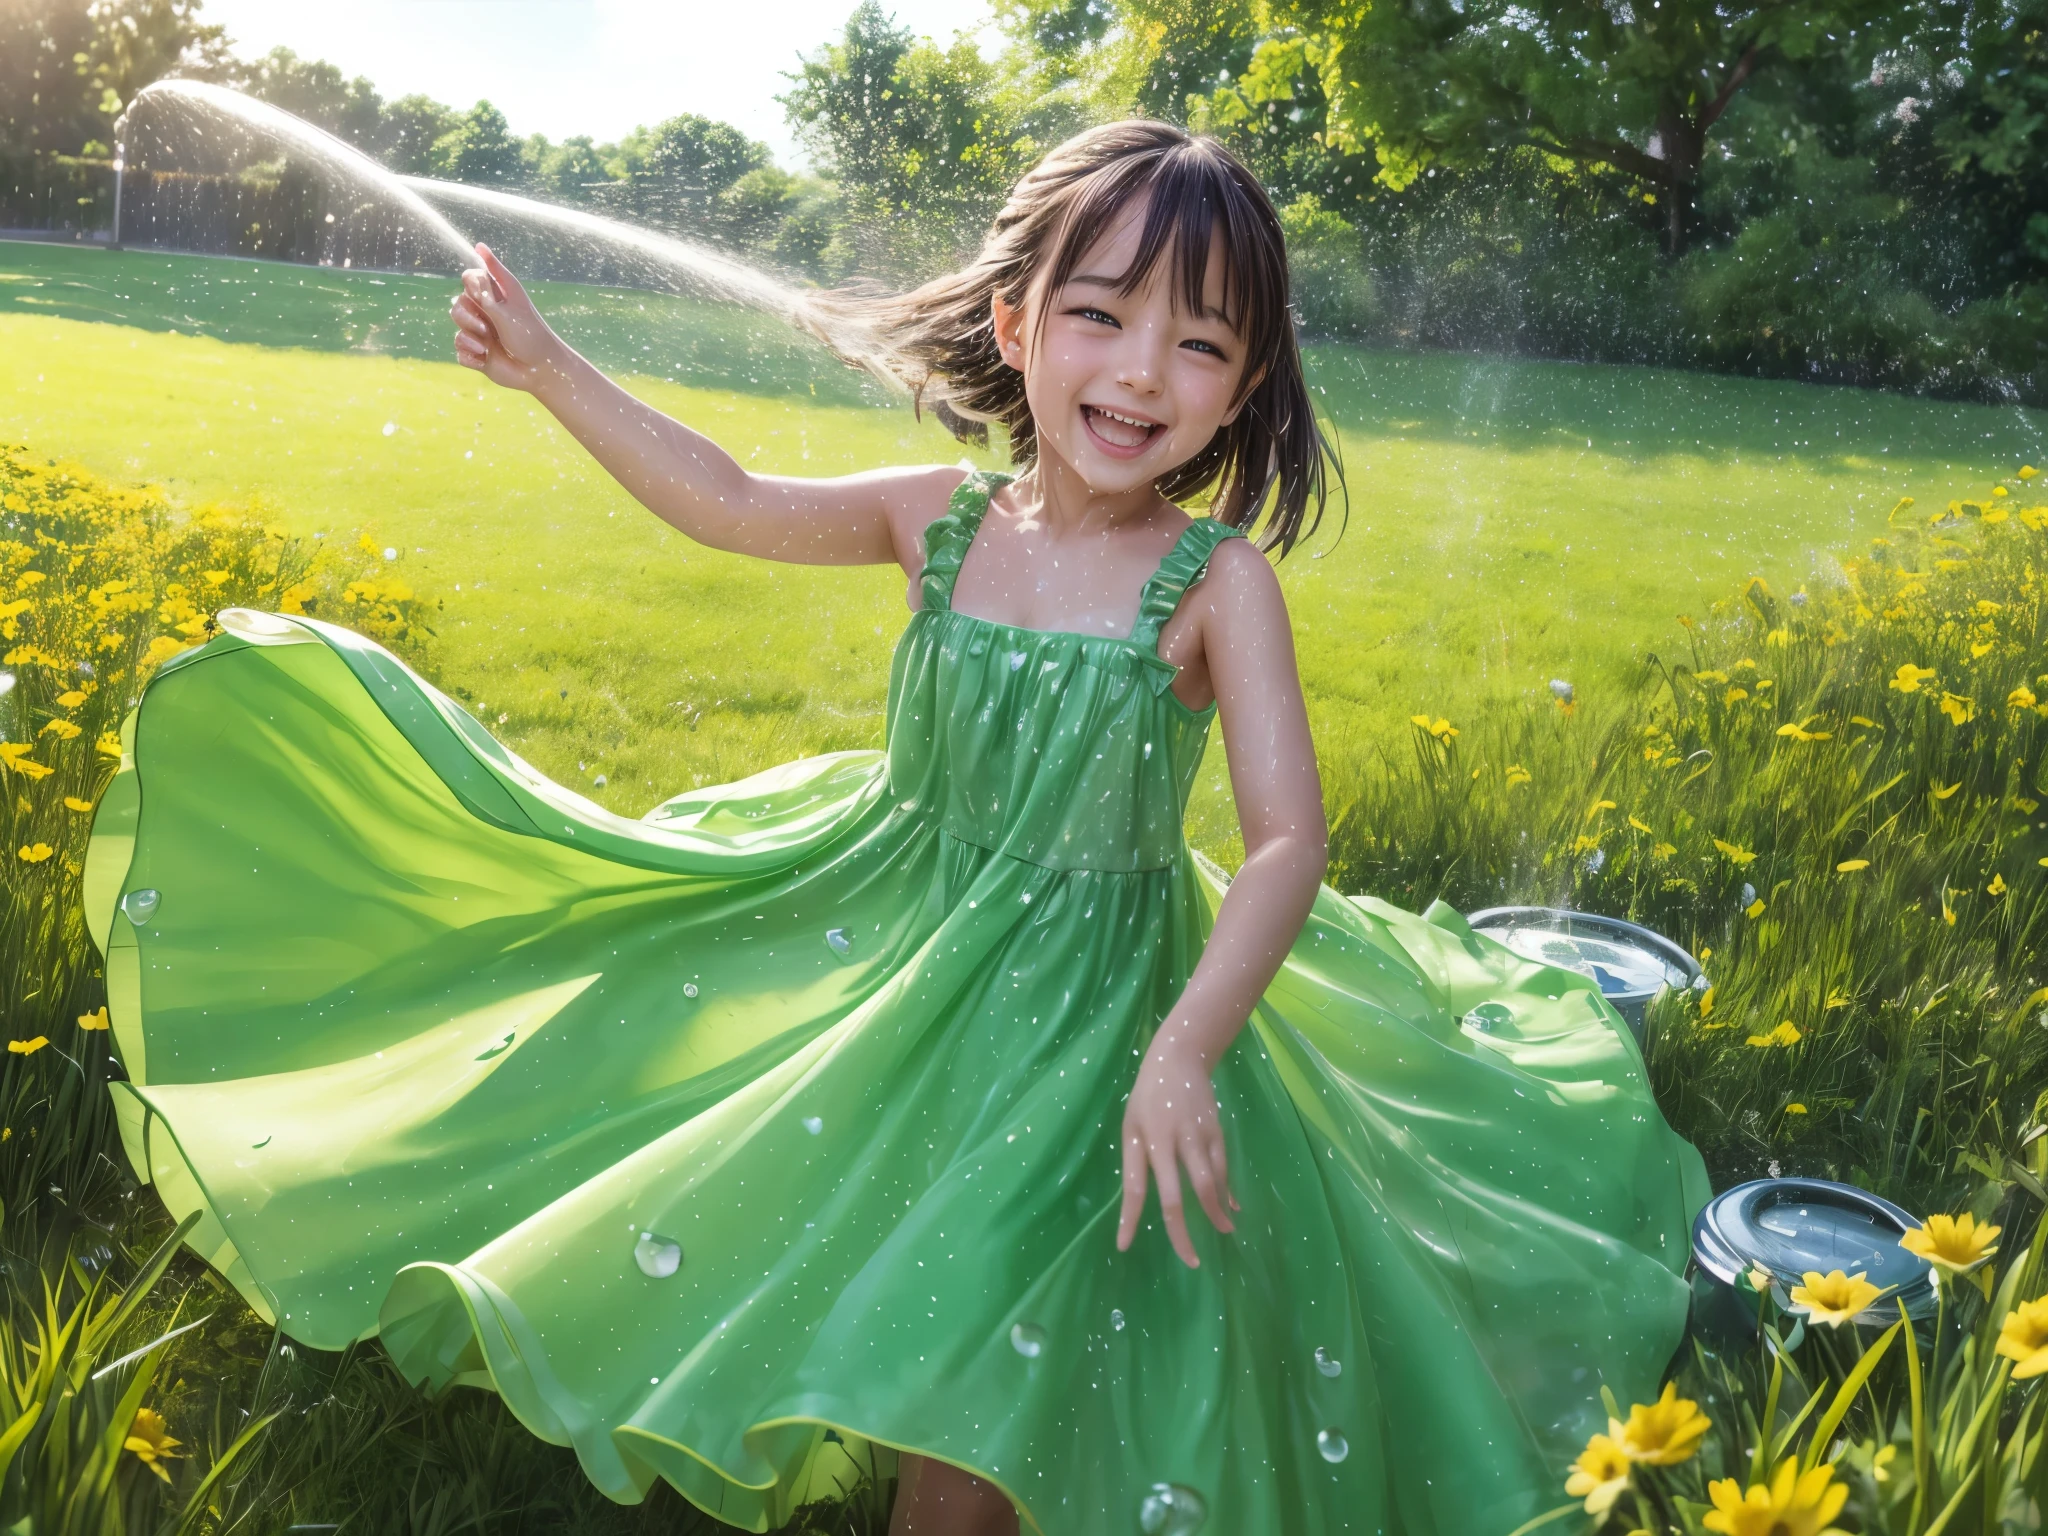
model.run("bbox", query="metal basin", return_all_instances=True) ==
[1465,906,1702,1045]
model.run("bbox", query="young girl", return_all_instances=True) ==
[88,121,1708,1535]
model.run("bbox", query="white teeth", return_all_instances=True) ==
[1089,406,1157,430]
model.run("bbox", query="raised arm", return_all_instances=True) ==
[1116,537,1329,1268]
[451,243,955,573]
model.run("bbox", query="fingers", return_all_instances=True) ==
[1181,1127,1234,1237]
[476,242,526,303]
[1149,1143,1199,1269]
[450,294,494,340]
[1116,1126,1148,1253]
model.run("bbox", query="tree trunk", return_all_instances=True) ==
[1654,104,1705,258]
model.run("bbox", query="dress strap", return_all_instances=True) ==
[1128,519,1247,652]
[918,468,1013,613]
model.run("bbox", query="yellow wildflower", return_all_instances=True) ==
[1628,815,1651,835]
[1825,990,1852,1009]
[2021,465,2040,480]
[2009,686,2037,710]
[96,732,121,758]
[1573,834,1602,854]
[1426,717,1456,740]
[1698,986,1716,1018]
[0,743,52,780]
[1723,686,1749,705]
[1586,799,1616,820]
[1615,1382,1710,1465]
[1788,1269,1883,1326]
[123,1406,183,1484]
[1503,763,1531,788]
[77,1006,109,1032]
[1996,1295,2048,1379]
[1652,841,1676,859]
[1938,693,1975,726]
[1776,719,1832,742]
[63,796,93,813]
[1713,839,1758,865]
[1899,1213,2000,1275]
[1989,873,2007,896]
[1943,893,1958,926]
[39,719,80,741]
[55,690,85,708]
[1889,663,1937,693]
[203,569,231,586]
[1747,1020,1800,1047]
[1786,1103,1808,1114]
[1836,859,1870,872]
[1746,898,1767,919]
[1872,1444,1897,1483]
[1564,1430,1631,1516]
[16,844,52,863]
[7,1037,47,1055]
[1703,1456,1851,1536]
[1993,485,2010,497]
[1695,669,1729,684]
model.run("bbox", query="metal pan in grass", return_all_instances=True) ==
[1465,906,1702,1046]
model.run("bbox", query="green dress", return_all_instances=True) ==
[85,470,1709,1535]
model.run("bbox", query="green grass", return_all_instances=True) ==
[4,239,2045,863]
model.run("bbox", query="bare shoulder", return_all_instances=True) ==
[869,463,978,573]
[1198,532,1288,621]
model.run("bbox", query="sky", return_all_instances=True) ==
[197,0,998,172]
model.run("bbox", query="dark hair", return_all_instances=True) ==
[807,120,1341,556]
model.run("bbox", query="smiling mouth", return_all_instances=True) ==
[1081,404,1164,453]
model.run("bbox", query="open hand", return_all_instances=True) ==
[451,243,560,391]
[1116,1036,1238,1268]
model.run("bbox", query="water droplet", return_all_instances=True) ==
[593,774,607,788]
[802,1116,823,1135]
[633,1231,682,1278]
[122,888,160,924]
[1111,1309,1126,1331]
[1007,651,1027,671]
[1461,1003,1514,1034]
[1314,1346,1341,1377]
[382,547,397,561]
[682,983,699,999]
[1316,1428,1349,1463]
[381,421,397,437]
[1010,1322,1045,1358]
[825,928,852,955]
[1137,1482,1207,1535]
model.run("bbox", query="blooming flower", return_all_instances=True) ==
[1836,859,1870,872]
[1747,1021,1801,1047]
[1899,1213,2000,1275]
[124,1406,183,1484]
[1989,873,2007,896]
[1564,1430,1631,1515]
[1703,1456,1851,1536]
[7,1037,48,1055]
[55,690,85,708]
[16,844,52,863]
[77,1007,109,1032]
[1996,1295,2048,1379]
[1938,693,1976,726]
[1776,719,1831,741]
[1614,1382,1710,1465]
[1789,1269,1883,1326]
[1745,898,1767,919]
[1889,663,1937,693]
[1713,839,1758,865]
[2012,686,2039,710]
[1785,1103,1808,1114]
[0,743,52,780]
[63,796,93,813]
[1503,763,1532,787]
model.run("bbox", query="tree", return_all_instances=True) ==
[238,46,382,150]
[86,0,234,115]
[432,99,524,186]
[0,0,100,157]
[380,93,459,176]
[528,133,608,204]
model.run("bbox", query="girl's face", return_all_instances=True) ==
[993,200,1255,499]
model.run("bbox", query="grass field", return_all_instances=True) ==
[4,239,2046,857]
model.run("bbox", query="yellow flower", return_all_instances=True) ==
[1872,1443,1897,1483]
[123,1406,183,1484]
[16,844,52,863]
[55,690,85,708]
[97,732,121,759]
[6,1037,47,1055]
[1938,693,1976,726]
[2013,686,2040,710]
[1695,669,1729,684]
[1932,781,1961,800]
[203,569,231,586]
[1703,1456,1851,1536]
[1564,1430,1631,1515]
[2021,465,2040,480]
[1723,686,1750,705]
[63,796,93,813]
[1652,841,1676,859]
[1615,1382,1710,1465]
[1989,873,2007,896]
[1899,1213,2000,1274]
[77,1006,109,1032]
[1789,1269,1883,1327]
[1427,717,1457,740]
[1573,834,1602,854]
[1586,798,1617,820]
[1993,485,2010,497]
[1836,859,1870,872]
[1698,986,1717,1018]
[1889,663,1937,693]
[0,743,53,780]
[1744,1262,1775,1294]
[1504,763,1532,787]
[2017,798,2040,815]
[1786,1102,1808,1114]
[1745,898,1767,919]
[1748,1020,1801,1047]
[1825,989,1851,1009]
[1996,1295,2048,1379]
[1713,839,1758,865]
[1776,720,1832,741]
[39,718,81,741]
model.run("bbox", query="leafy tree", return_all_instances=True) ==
[527,133,608,204]
[379,93,460,176]
[432,99,524,186]
[1262,0,1881,253]
[0,0,101,157]
[238,46,382,150]
[87,0,235,115]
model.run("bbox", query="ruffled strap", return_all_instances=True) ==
[1128,519,1247,656]
[918,469,1013,613]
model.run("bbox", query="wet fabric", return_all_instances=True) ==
[85,470,1711,1534]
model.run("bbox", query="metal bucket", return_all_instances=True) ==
[1465,906,1703,1047]
[1690,1176,1937,1343]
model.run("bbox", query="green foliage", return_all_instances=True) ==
[1277,191,1374,338]
[431,100,524,189]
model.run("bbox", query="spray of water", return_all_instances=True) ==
[114,79,910,402]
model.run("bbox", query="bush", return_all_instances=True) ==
[0,446,433,1224]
